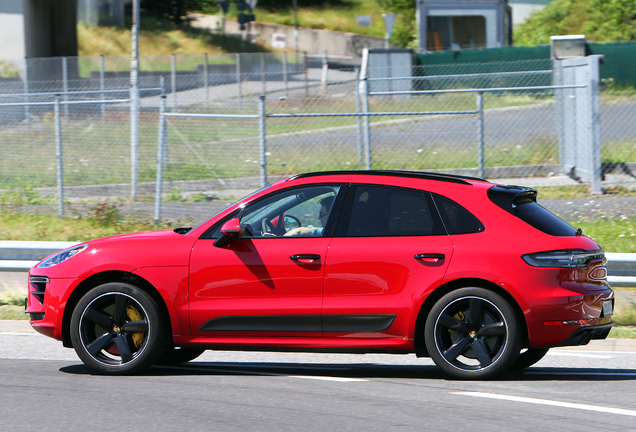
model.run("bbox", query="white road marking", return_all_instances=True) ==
[453,391,636,417]
[289,375,367,382]
[547,352,613,359]
[524,370,636,377]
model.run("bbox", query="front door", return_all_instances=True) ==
[189,184,342,337]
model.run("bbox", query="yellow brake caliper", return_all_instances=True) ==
[450,311,466,333]
[126,304,146,348]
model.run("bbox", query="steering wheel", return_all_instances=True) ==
[262,215,303,236]
[262,218,280,236]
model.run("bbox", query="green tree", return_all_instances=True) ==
[141,0,215,23]
[514,0,636,46]
[376,0,416,48]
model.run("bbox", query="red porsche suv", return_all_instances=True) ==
[26,171,614,379]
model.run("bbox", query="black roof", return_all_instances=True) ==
[288,170,488,185]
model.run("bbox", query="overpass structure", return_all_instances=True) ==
[0,0,77,61]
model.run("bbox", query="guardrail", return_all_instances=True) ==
[0,241,78,272]
[0,241,634,287]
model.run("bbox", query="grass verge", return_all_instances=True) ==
[0,306,27,320]
[0,292,27,320]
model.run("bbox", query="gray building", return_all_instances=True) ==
[416,0,513,52]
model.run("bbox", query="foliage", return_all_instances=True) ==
[375,0,416,48]
[514,0,636,46]
[0,291,25,306]
[0,210,183,242]
[0,185,54,209]
[256,0,354,11]
[574,216,636,253]
[141,0,216,24]
[77,16,270,56]
[86,202,123,226]
[165,187,185,202]
[613,300,636,326]
[609,325,636,338]
[0,305,28,320]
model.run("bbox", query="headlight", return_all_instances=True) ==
[37,244,88,268]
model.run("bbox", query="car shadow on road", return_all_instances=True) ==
[59,362,636,381]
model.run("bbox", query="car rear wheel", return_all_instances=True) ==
[425,288,521,380]
[509,348,550,371]
[70,283,166,375]
[155,347,206,366]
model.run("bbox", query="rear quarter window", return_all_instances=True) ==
[432,194,484,235]
[512,197,577,236]
[487,185,577,236]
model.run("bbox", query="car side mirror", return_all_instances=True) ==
[213,218,241,247]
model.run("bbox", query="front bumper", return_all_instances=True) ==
[26,273,81,342]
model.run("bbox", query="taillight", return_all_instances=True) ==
[522,249,605,268]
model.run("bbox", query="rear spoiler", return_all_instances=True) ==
[487,185,538,215]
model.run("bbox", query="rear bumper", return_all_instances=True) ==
[550,321,613,347]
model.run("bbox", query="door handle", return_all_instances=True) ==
[415,253,445,263]
[290,254,321,264]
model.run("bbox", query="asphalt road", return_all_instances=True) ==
[2,331,636,431]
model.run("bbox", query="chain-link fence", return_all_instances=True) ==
[1,55,635,224]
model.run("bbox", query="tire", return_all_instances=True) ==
[70,283,166,375]
[155,347,206,366]
[424,288,521,380]
[509,348,550,371]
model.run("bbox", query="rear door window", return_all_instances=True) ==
[342,185,445,237]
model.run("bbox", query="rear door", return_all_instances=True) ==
[322,185,454,339]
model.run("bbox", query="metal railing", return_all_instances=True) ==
[2,241,634,288]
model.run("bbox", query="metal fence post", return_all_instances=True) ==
[171,53,177,109]
[355,67,363,165]
[321,50,328,94]
[303,51,308,97]
[259,95,267,187]
[261,52,266,96]
[236,53,242,100]
[204,53,209,103]
[362,77,372,170]
[283,51,288,98]
[154,78,167,221]
[100,55,106,119]
[130,0,140,201]
[62,57,69,117]
[477,91,485,178]
[54,96,64,218]
[23,57,29,123]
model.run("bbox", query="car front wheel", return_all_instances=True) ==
[425,288,521,380]
[70,283,166,375]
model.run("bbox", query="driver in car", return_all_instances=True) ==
[284,196,334,237]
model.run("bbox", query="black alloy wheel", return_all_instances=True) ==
[70,283,166,375]
[425,288,521,379]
